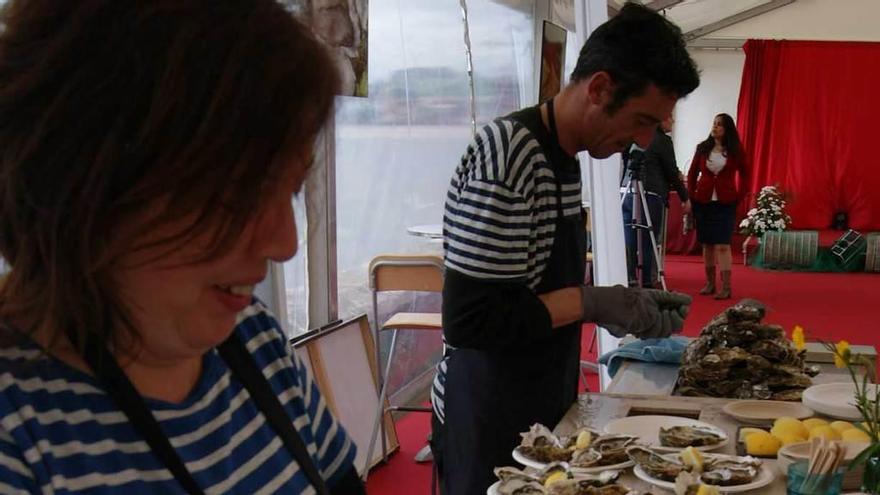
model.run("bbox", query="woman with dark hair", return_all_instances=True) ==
[687,113,749,300]
[0,1,363,493]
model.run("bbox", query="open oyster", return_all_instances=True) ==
[658,426,724,448]
[546,483,634,495]
[569,448,603,468]
[497,478,545,494]
[494,464,627,495]
[701,455,761,486]
[626,446,684,481]
[519,424,572,463]
[517,424,607,465]
[590,434,638,465]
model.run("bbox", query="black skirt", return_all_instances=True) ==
[693,201,737,245]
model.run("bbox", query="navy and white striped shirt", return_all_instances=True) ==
[432,108,582,423]
[0,301,356,494]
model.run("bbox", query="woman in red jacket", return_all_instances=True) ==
[687,113,748,299]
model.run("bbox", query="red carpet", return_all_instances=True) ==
[365,255,879,494]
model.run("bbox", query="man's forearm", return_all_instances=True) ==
[537,286,583,328]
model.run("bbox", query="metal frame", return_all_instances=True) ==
[684,0,796,41]
[306,113,339,329]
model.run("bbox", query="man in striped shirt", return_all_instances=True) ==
[431,4,700,493]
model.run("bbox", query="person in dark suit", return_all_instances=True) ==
[687,113,749,299]
[622,115,690,288]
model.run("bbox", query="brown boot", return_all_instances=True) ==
[699,266,716,295]
[714,270,732,299]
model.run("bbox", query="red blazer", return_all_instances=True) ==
[686,149,748,204]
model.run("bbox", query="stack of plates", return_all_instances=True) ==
[802,383,880,420]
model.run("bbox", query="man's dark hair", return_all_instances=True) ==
[571,2,700,113]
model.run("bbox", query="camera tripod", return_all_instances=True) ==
[620,170,667,291]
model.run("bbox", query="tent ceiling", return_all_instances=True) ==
[608,0,797,45]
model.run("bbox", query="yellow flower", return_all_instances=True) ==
[834,340,851,368]
[791,325,805,351]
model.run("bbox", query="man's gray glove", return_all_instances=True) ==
[581,285,691,339]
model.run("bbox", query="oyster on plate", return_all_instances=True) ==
[518,424,618,467]
[589,434,639,465]
[676,299,818,400]
[546,484,634,495]
[700,455,761,486]
[658,426,724,448]
[494,463,626,495]
[626,446,685,481]
[518,424,574,463]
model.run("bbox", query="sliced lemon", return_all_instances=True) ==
[680,446,705,472]
[808,425,841,441]
[841,428,871,443]
[696,485,721,495]
[830,421,854,433]
[744,431,782,456]
[575,430,592,450]
[773,418,809,439]
[543,471,566,488]
[802,418,829,430]
[738,427,767,443]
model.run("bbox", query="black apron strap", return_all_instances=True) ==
[217,334,332,495]
[79,333,333,495]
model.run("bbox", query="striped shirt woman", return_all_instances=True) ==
[0,302,356,494]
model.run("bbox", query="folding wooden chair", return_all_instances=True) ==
[364,254,444,471]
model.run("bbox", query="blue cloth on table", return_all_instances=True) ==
[598,336,689,378]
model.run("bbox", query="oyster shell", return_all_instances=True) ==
[497,478,545,494]
[591,434,638,465]
[700,466,757,486]
[495,466,541,483]
[546,483,634,495]
[569,448,602,468]
[658,426,724,448]
[626,446,684,481]
[519,424,571,463]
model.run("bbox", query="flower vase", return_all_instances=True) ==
[864,446,880,494]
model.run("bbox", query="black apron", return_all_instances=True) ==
[439,99,586,494]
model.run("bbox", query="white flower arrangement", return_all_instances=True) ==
[739,185,792,237]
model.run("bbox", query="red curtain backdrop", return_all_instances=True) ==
[736,39,880,231]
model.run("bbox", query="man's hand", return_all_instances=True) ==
[682,199,692,214]
[581,285,691,339]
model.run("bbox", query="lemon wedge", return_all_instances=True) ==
[575,430,592,450]
[738,427,767,443]
[543,471,566,488]
[681,446,705,472]
[744,430,782,456]
[696,484,721,495]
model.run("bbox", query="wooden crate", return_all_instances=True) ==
[867,233,880,273]
[761,230,818,267]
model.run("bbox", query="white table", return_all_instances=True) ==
[406,224,442,240]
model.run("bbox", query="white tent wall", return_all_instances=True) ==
[673,0,880,171]
[672,49,745,173]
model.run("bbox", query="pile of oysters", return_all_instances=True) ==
[676,299,819,401]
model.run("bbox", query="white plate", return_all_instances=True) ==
[802,382,880,420]
[603,415,728,452]
[632,454,776,493]
[512,446,635,473]
[722,400,814,426]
